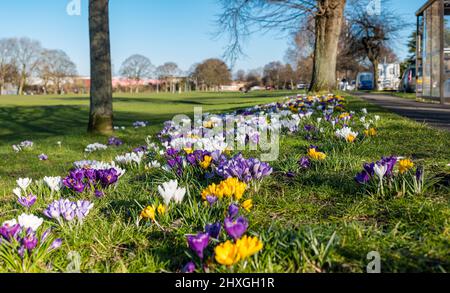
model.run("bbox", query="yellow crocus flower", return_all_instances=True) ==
[200,155,213,169]
[157,204,166,215]
[141,206,156,221]
[241,199,253,212]
[308,148,326,161]
[214,241,241,266]
[399,159,414,174]
[236,236,264,259]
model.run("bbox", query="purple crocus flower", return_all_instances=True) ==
[205,222,221,239]
[22,233,38,251]
[286,171,296,178]
[182,261,196,273]
[224,217,248,240]
[17,194,37,208]
[206,195,218,206]
[41,228,52,243]
[108,137,124,146]
[38,154,48,161]
[298,157,311,169]
[0,223,21,241]
[98,168,119,187]
[217,154,272,183]
[355,171,371,184]
[228,204,239,218]
[49,239,63,251]
[187,233,210,259]
[363,163,375,177]
[416,166,424,182]
[95,190,105,198]
[380,157,397,176]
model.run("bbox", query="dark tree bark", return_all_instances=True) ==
[88,0,113,135]
[310,0,346,92]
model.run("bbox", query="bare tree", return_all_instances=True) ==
[119,54,154,93]
[38,49,77,94]
[346,0,403,88]
[0,38,17,95]
[235,69,246,82]
[217,0,347,92]
[88,0,113,135]
[13,37,42,95]
[156,62,181,93]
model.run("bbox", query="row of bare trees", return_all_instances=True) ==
[118,55,232,93]
[0,37,77,95]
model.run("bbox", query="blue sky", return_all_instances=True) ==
[0,0,425,76]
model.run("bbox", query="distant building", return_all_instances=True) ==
[219,82,246,92]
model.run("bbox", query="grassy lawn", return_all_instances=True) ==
[0,91,449,273]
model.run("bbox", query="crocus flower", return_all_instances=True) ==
[38,154,49,161]
[374,164,387,180]
[214,241,240,266]
[187,233,210,259]
[158,180,186,205]
[0,220,21,241]
[416,166,424,182]
[355,171,371,184]
[236,235,263,259]
[224,217,248,240]
[17,194,37,208]
[398,159,414,174]
[17,178,32,191]
[22,233,38,251]
[49,239,63,251]
[228,204,239,218]
[241,199,253,212]
[18,214,43,231]
[206,195,218,206]
[108,137,124,146]
[205,222,221,239]
[44,176,62,192]
[298,157,311,169]
[182,261,196,273]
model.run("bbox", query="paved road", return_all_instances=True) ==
[356,93,450,131]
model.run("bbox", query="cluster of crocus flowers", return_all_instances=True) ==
[201,177,247,202]
[364,128,377,137]
[216,154,273,183]
[335,127,359,143]
[214,235,263,266]
[140,204,166,222]
[44,199,94,223]
[62,167,119,196]
[157,179,186,205]
[0,216,62,259]
[13,178,36,209]
[108,136,124,146]
[307,147,327,161]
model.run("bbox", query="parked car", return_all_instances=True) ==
[356,72,375,90]
[399,65,417,93]
[297,83,308,90]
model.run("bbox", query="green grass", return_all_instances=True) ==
[0,91,449,273]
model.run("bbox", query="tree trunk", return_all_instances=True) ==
[309,0,346,93]
[18,66,26,95]
[88,0,113,135]
[371,59,379,91]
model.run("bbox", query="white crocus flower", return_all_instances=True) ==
[3,219,18,227]
[157,180,186,205]
[44,176,63,192]
[374,115,381,122]
[18,214,44,231]
[17,178,32,191]
[374,164,388,180]
[13,187,22,198]
[147,161,161,169]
